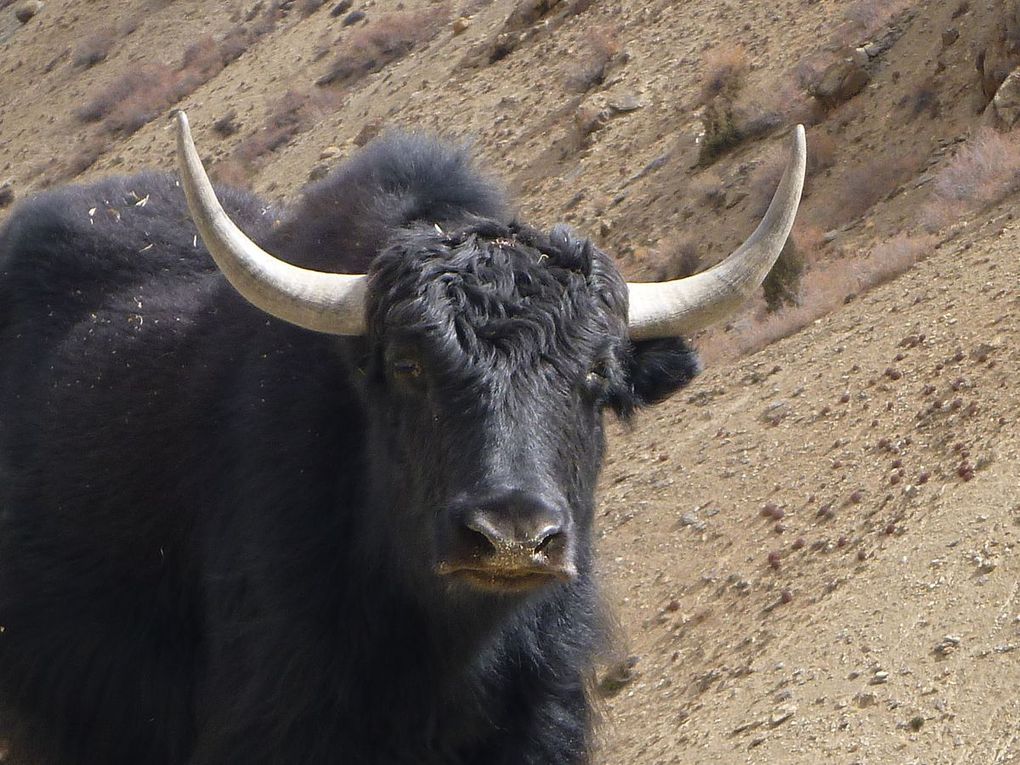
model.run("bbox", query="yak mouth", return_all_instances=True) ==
[437,563,572,594]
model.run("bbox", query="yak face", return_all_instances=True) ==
[356,219,699,598]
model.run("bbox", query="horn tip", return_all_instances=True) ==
[175,110,191,136]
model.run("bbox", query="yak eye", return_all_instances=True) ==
[392,359,422,378]
[585,361,611,393]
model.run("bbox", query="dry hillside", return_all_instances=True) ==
[1,0,1018,762]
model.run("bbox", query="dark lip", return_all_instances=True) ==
[436,565,568,594]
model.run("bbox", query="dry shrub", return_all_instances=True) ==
[75,31,248,136]
[699,233,933,363]
[830,0,913,48]
[75,65,178,129]
[762,237,804,313]
[699,44,749,105]
[922,128,1020,230]
[73,31,115,69]
[223,89,344,176]
[565,26,620,93]
[62,136,111,180]
[653,238,701,281]
[317,9,449,87]
[828,153,919,226]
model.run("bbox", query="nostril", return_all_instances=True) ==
[533,529,565,558]
[459,518,501,556]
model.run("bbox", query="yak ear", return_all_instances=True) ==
[625,337,701,408]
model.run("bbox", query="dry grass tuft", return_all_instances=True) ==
[699,44,749,106]
[317,9,449,88]
[75,29,256,137]
[652,238,702,281]
[698,233,934,364]
[73,31,115,69]
[921,128,1020,231]
[762,237,804,314]
[215,89,344,183]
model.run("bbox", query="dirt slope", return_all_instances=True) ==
[598,206,1019,764]
[1,0,1018,762]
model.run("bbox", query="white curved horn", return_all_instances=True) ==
[175,111,368,336]
[627,125,807,340]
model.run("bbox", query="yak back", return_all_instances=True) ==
[267,132,510,274]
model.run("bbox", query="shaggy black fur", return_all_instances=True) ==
[0,133,699,764]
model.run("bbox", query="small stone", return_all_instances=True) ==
[608,94,643,113]
[854,691,877,707]
[319,145,342,160]
[934,635,961,657]
[452,16,471,35]
[15,0,44,23]
[870,670,889,685]
[770,704,796,727]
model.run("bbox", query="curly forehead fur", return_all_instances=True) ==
[367,219,629,365]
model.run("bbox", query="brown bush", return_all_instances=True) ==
[75,30,250,136]
[698,233,933,364]
[75,64,177,127]
[317,9,449,88]
[762,237,804,313]
[699,44,748,105]
[62,136,111,180]
[225,88,345,175]
[827,153,919,226]
[73,31,115,69]
[565,26,620,93]
[653,238,702,281]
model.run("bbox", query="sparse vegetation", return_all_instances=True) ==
[214,88,344,184]
[74,29,255,138]
[922,128,1020,231]
[72,31,115,69]
[653,238,701,281]
[762,237,804,313]
[700,233,934,363]
[316,9,449,88]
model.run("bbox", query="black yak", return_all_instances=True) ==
[0,113,805,764]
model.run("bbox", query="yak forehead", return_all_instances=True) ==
[367,222,629,371]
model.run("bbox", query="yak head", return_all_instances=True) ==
[173,112,805,598]
[355,219,698,594]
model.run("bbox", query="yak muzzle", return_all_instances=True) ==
[436,489,576,594]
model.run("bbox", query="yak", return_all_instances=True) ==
[0,112,805,764]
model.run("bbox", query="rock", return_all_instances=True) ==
[811,58,870,108]
[14,0,44,23]
[607,94,643,113]
[319,145,341,160]
[941,27,959,47]
[769,704,796,727]
[328,0,352,17]
[451,16,471,35]
[341,9,365,26]
[934,635,961,657]
[984,67,1020,130]
[759,400,791,426]
[0,180,14,208]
